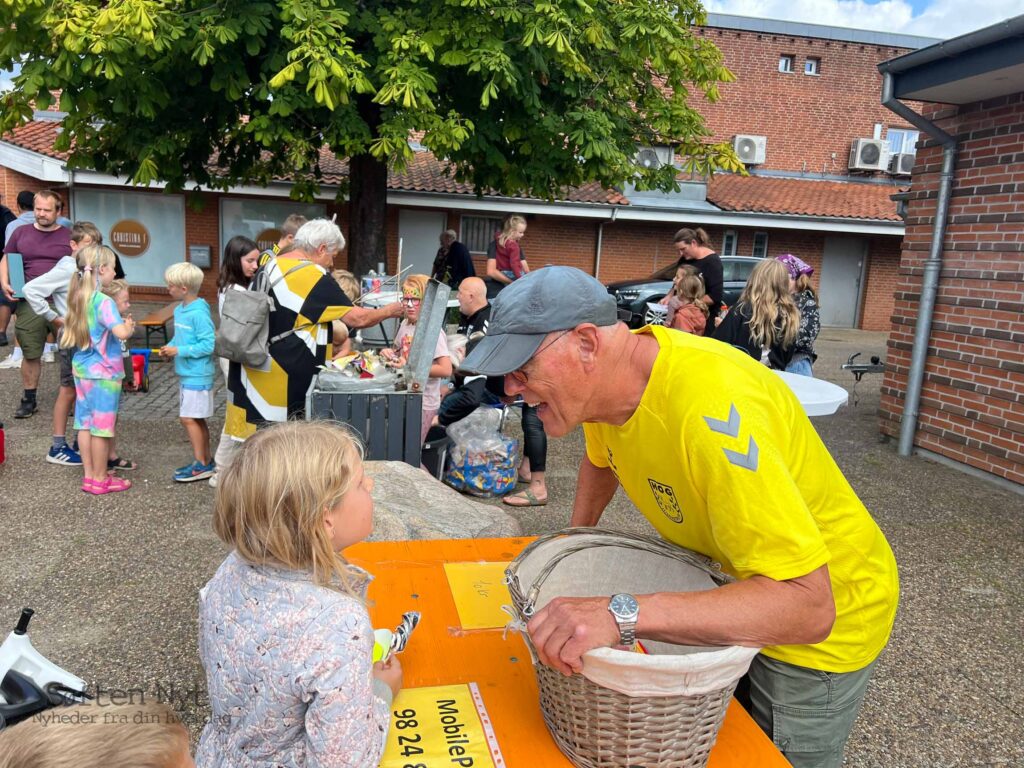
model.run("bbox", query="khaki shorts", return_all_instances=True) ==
[14,299,54,360]
[745,654,877,768]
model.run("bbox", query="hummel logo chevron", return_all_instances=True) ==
[703,404,740,438]
[704,404,759,471]
[723,436,759,471]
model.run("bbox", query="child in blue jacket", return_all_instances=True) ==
[160,262,217,482]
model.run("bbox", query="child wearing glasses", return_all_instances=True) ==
[380,274,452,443]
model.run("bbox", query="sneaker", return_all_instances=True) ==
[14,397,37,418]
[174,460,216,483]
[175,461,196,475]
[0,354,21,370]
[47,443,83,466]
[41,347,55,363]
[208,472,218,488]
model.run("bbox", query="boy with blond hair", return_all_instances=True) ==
[0,699,194,768]
[159,262,216,482]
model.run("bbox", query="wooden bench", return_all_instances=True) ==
[138,301,178,347]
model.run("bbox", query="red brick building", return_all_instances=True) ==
[877,15,1024,488]
[1,14,937,329]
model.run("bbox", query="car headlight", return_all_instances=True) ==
[616,290,640,302]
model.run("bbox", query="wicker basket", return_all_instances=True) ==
[506,528,758,768]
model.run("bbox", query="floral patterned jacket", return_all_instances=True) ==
[793,290,821,361]
[196,552,392,767]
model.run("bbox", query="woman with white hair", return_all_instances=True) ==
[225,218,401,439]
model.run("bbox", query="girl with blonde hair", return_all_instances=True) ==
[59,245,136,494]
[485,213,529,289]
[197,421,401,766]
[712,258,799,369]
[380,274,452,443]
[665,264,710,335]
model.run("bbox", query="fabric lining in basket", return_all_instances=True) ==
[506,528,759,768]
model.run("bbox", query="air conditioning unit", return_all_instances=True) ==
[849,138,888,172]
[890,152,915,176]
[732,134,767,165]
[634,145,674,170]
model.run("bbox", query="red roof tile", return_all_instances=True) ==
[707,174,902,221]
[5,121,68,160]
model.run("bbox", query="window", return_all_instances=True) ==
[804,57,820,76]
[752,232,769,258]
[886,128,920,155]
[721,230,737,257]
[778,55,794,74]
[461,215,503,254]
[722,259,757,282]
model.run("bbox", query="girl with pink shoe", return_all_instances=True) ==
[59,245,136,494]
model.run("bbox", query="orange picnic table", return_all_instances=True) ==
[350,537,791,768]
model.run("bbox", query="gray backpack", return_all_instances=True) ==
[214,258,314,368]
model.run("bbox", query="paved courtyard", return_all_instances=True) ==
[0,324,1020,766]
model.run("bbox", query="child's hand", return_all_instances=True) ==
[160,345,178,358]
[373,656,403,698]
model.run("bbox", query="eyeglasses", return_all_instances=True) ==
[400,297,422,307]
[508,330,571,385]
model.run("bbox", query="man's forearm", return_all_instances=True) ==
[638,565,836,649]
[342,304,398,329]
[570,457,618,527]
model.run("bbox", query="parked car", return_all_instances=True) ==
[606,256,761,328]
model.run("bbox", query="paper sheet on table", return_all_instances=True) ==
[380,683,504,768]
[443,561,512,630]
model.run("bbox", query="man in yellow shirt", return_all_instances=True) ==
[461,266,898,768]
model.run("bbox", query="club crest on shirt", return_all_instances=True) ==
[648,478,683,523]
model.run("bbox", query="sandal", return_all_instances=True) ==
[107,456,138,471]
[81,478,107,495]
[104,476,132,493]
[502,489,548,507]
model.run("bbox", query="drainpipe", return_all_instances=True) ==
[880,72,957,457]
[593,206,618,281]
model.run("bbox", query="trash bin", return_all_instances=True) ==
[421,426,452,480]
[307,280,451,468]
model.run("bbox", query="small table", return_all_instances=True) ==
[349,537,791,768]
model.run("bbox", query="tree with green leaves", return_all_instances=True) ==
[0,0,741,275]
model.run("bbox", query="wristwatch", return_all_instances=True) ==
[607,593,640,647]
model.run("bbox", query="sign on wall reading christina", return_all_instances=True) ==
[109,219,151,257]
[71,189,186,287]
[256,228,282,252]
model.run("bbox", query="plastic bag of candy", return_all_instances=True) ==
[443,407,520,498]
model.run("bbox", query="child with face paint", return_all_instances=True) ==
[380,274,452,444]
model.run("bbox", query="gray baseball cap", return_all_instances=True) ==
[460,266,619,376]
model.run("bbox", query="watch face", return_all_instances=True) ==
[610,594,638,617]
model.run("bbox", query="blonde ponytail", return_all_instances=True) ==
[59,245,116,351]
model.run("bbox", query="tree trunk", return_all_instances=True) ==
[347,96,388,277]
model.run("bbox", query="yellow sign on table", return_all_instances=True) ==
[381,683,505,768]
[443,562,512,631]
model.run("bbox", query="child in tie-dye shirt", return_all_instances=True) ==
[59,245,136,495]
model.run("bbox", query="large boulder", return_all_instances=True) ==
[366,460,522,540]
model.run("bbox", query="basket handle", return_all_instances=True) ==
[506,528,731,618]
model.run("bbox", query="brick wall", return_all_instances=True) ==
[0,168,69,221]
[696,25,924,175]
[880,93,1024,485]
